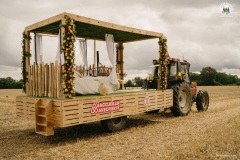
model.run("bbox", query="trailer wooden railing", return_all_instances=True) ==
[25,63,113,98]
[26,61,63,98]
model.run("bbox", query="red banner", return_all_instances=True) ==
[90,100,120,114]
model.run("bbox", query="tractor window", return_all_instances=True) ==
[181,64,190,83]
[181,65,186,74]
[170,63,177,76]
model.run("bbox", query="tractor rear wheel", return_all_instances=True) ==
[196,90,209,111]
[101,116,127,132]
[170,83,192,116]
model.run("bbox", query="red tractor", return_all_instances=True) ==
[143,58,209,116]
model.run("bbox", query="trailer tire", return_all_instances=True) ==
[101,116,127,132]
[170,83,192,116]
[196,90,209,111]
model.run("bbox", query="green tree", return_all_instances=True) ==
[132,77,144,87]
[190,72,200,82]
[215,72,227,85]
[0,77,22,89]
[125,79,133,87]
[199,67,217,86]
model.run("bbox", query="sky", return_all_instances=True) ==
[0,0,239,80]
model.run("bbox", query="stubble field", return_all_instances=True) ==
[0,86,240,160]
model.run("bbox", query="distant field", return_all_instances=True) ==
[0,86,239,159]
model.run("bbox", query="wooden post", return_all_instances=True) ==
[25,31,30,95]
[33,63,35,96]
[39,63,42,96]
[58,63,61,98]
[118,43,124,89]
[45,64,49,97]
[52,63,54,98]
[55,60,58,98]
[35,63,38,96]
[49,63,52,98]
[93,40,96,75]
[41,63,45,96]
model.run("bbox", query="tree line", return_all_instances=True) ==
[125,66,240,87]
[191,66,240,86]
[0,77,23,89]
[0,66,239,89]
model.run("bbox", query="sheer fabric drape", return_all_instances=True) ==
[105,34,118,85]
[79,39,88,76]
[34,34,42,64]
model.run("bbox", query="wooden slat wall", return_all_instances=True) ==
[26,62,62,98]
[16,90,173,129]
[16,97,36,120]
[60,90,173,127]
[16,97,63,127]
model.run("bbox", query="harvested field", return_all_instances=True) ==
[0,86,240,160]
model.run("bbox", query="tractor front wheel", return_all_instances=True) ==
[170,83,192,116]
[196,90,209,111]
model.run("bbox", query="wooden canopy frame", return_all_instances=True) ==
[25,12,163,43]
[23,12,168,98]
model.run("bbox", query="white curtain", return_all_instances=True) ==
[79,39,88,76]
[35,34,42,64]
[55,32,64,64]
[105,34,119,85]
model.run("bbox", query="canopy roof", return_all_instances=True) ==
[25,12,164,43]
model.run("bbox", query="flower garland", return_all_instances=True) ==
[61,15,76,98]
[21,32,31,92]
[158,36,169,90]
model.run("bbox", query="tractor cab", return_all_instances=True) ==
[144,58,191,89]
[167,58,191,88]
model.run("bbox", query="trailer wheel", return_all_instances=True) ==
[170,83,192,116]
[145,109,160,114]
[101,116,127,132]
[196,90,209,111]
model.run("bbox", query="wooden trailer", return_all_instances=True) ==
[16,12,173,136]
